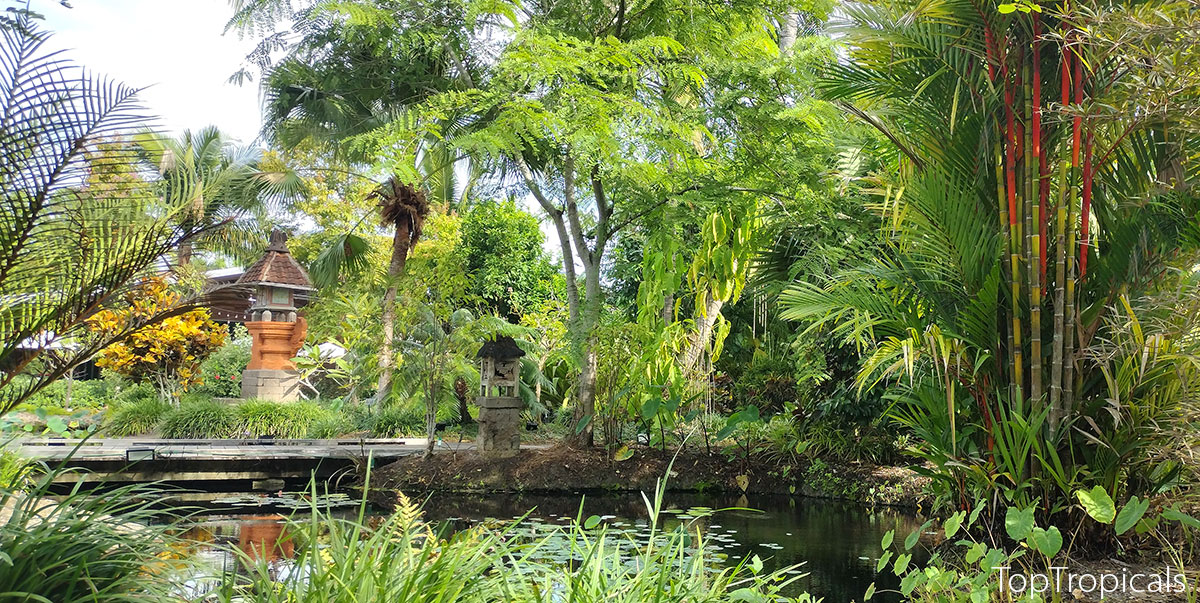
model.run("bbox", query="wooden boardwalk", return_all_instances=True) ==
[6,437,473,485]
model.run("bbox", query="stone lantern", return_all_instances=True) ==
[237,230,313,402]
[475,335,525,456]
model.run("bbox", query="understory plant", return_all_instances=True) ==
[159,399,241,439]
[869,492,1200,602]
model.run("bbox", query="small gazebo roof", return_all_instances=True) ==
[477,335,525,360]
[237,230,313,291]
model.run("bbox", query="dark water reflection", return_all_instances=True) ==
[182,491,925,602]
[418,491,925,602]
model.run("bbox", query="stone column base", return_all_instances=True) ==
[241,369,301,402]
[476,396,522,456]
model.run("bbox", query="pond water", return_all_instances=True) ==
[175,490,925,602]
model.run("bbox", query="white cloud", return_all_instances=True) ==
[40,0,264,144]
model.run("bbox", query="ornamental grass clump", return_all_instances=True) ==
[103,397,172,436]
[159,399,240,439]
[236,400,335,439]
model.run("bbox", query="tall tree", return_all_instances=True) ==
[135,126,292,266]
[229,0,491,403]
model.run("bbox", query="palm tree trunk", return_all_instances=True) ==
[177,241,194,266]
[1063,45,1084,412]
[374,222,412,406]
[1024,62,1043,406]
[996,135,1016,398]
[1049,48,1072,431]
[1004,69,1025,402]
[424,371,440,458]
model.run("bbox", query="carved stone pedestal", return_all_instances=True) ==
[241,319,307,402]
[241,369,301,401]
[476,396,522,457]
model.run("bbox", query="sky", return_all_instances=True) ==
[38,1,565,261]
[41,0,265,144]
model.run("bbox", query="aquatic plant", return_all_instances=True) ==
[214,470,815,603]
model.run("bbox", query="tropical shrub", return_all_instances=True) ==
[89,275,228,401]
[18,377,112,411]
[159,400,240,439]
[103,398,172,436]
[194,332,252,398]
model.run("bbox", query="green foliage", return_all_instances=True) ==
[308,412,356,439]
[17,376,113,411]
[214,476,812,603]
[371,404,427,437]
[0,468,187,602]
[236,400,336,439]
[159,400,240,439]
[0,15,213,413]
[103,398,172,437]
[194,332,252,398]
[460,200,560,318]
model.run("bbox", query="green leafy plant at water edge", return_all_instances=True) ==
[0,461,190,602]
[867,497,1200,602]
[102,398,172,436]
[159,400,240,439]
[216,473,818,603]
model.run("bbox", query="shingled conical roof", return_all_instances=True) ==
[237,230,313,290]
[476,335,525,359]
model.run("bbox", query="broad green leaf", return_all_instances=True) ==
[1028,526,1062,557]
[583,515,601,529]
[1005,507,1035,540]
[881,529,894,549]
[968,500,986,526]
[574,413,592,435]
[1076,486,1116,524]
[904,521,931,550]
[728,588,764,603]
[876,550,893,572]
[944,511,966,539]
[864,583,876,601]
[613,446,634,462]
[997,3,1017,12]
[1163,506,1200,529]
[1115,497,1150,535]
[965,542,986,564]
[894,553,912,574]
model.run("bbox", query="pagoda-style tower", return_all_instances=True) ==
[237,230,313,402]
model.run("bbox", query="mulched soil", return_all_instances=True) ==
[370,443,931,507]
